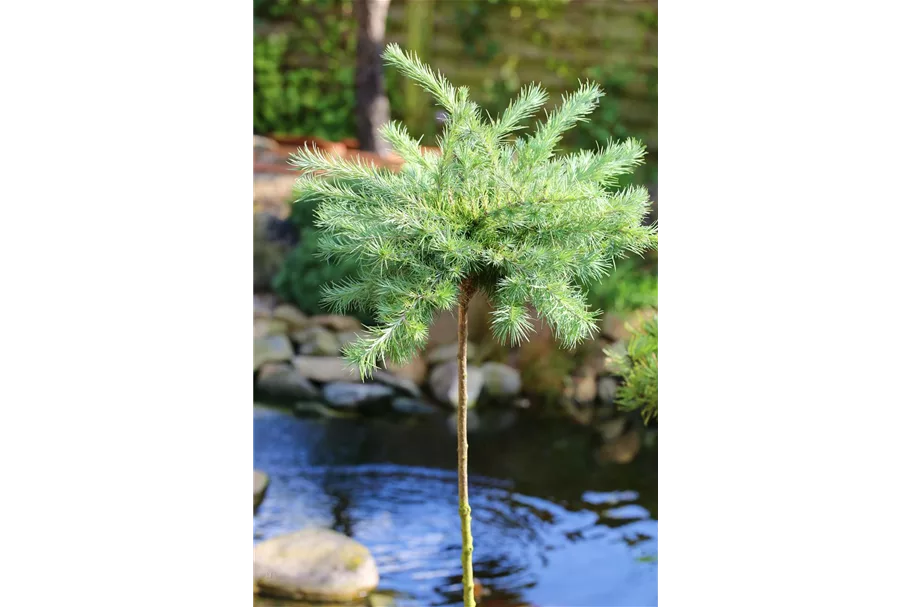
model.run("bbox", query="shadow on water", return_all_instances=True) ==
[254,404,657,607]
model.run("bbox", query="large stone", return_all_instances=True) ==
[272,304,311,330]
[599,417,628,441]
[572,369,598,404]
[254,470,269,513]
[336,330,364,351]
[391,397,439,416]
[481,362,522,398]
[256,364,320,400]
[253,528,379,602]
[294,401,357,419]
[255,597,355,607]
[429,360,483,408]
[368,593,397,607]
[426,342,476,365]
[293,356,359,383]
[310,314,362,332]
[293,326,340,356]
[254,318,289,339]
[597,429,642,465]
[598,376,619,404]
[254,294,276,319]
[255,335,294,372]
[258,362,291,381]
[323,382,395,409]
[383,357,427,385]
[372,370,421,398]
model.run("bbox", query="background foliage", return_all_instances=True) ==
[253,0,658,182]
[254,0,406,139]
[608,317,658,423]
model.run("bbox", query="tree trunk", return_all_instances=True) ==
[457,280,477,607]
[353,0,391,155]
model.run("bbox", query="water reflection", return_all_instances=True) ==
[254,405,657,607]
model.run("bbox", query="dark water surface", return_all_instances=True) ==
[254,404,657,607]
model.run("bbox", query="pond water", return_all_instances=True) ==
[254,404,657,607]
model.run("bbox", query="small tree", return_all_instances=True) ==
[290,44,656,607]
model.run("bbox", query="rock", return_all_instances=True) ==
[383,357,427,385]
[481,362,522,398]
[572,370,598,404]
[372,370,421,398]
[310,314,362,332]
[258,362,291,381]
[391,397,439,416]
[293,356,359,383]
[599,417,628,441]
[429,360,483,408]
[368,592,397,607]
[598,376,619,404]
[294,401,357,419]
[598,429,642,465]
[323,382,395,409]
[426,342,476,365]
[336,330,364,351]
[253,528,379,602]
[272,304,311,330]
[254,294,276,319]
[255,335,294,372]
[254,597,355,607]
[256,365,320,400]
[254,318,289,338]
[293,326,340,356]
[254,470,269,513]
[446,409,481,434]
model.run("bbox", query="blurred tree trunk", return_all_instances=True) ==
[354,0,391,156]
[404,0,435,136]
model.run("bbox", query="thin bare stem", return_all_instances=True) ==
[457,279,477,607]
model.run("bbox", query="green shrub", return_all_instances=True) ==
[271,195,375,325]
[607,317,658,423]
[586,255,658,314]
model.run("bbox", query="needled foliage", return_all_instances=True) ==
[290,44,657,378]
[608,317,658,423]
